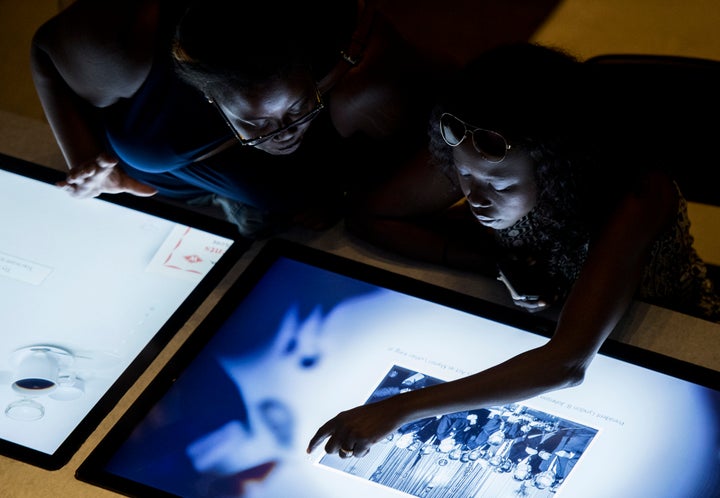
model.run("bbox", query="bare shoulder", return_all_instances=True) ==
[607,169,679,239]
[329,11,443,138]
[31,0,161,107]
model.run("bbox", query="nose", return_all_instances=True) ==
[466,187,492,208]
[468,196,491,209]
[271,118,305,142]
[272,127,296,142]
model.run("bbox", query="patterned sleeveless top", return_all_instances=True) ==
[494,184,720,323]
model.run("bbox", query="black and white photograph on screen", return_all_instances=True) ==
[319,365,598,498]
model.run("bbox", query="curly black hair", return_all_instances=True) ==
[432,44,590,226]
[428,42,594,281]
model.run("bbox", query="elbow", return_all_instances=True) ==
[559,362,587,388]
[537,335,599,391]
[542,351,590,390]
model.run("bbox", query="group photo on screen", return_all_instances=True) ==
[319,365,598,498]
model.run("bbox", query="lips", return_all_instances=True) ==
[469,207,494,222]
[279,140,301,152]
[470,210,504,228]
[265,139,301,155]
[473,214,495,222]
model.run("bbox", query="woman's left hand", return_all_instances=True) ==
[306,398,404,459]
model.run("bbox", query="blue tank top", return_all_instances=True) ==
[100,1,353,212]
[103,46,230,172]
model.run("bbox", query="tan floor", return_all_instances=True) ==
[0,0,718,264]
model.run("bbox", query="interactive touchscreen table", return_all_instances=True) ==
[0,153,246,470]
[76,238,720,498]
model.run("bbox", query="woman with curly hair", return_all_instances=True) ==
[311,42,720,459]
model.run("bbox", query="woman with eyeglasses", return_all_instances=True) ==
[31,0,442,237]
[309,42,720,459]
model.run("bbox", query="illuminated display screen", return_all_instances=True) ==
[0,153,245,469]
[77,239,720,498]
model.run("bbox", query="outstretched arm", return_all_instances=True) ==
[308,171,678,458]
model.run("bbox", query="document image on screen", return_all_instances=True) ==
[78,245,720,498]
[318,365,599,498]
[0,157,241,469]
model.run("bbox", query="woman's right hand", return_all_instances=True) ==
[57,152,157,198]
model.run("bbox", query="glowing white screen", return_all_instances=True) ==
[0,168,234,455]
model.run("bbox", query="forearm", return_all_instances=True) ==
[383,290,627,428]
[389,343,580,426]
[388,189,668,427]
[307,337,587,456]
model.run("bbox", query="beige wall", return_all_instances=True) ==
[533,0,720,60]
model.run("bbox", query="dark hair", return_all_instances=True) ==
[432,45,587,201]
[429,42,590,258]
[430,43,583,146]
[172,0,357,95]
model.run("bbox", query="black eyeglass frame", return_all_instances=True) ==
[439,112,512,163]
[209,88,325,147]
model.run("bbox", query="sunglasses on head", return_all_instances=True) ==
[439,113,511,163]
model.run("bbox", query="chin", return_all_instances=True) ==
[266,149,290,156]
[258,140,302,156]
[479,218,518,230]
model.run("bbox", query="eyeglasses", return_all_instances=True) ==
[439,113,511,163]
[209,88,325,147]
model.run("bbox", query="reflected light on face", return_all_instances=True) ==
[452,142,538,230]
[215,72,321,156]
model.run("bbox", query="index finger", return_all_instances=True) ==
[306,419,335,454]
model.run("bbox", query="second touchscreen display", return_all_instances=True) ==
[78,245,720,498]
